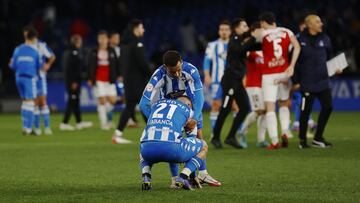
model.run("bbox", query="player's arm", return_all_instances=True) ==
[191,67,205,137]
[139,69,161,118]
[203,44,213,86]
[42,44,56,72]
[9,47,19,71]
[287,35,301,77]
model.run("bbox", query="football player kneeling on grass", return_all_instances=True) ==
[140,96,208,190]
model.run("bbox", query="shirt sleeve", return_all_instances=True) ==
[189,64,203,91]
[284,28,294,37]
[140,69,163,118]
[40,42,54,59]
[193,89,204,123]
[203,43,213,71]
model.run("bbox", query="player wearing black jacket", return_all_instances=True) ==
[112,19,153,143]
[60,35,92,130]
[211,18,262,149]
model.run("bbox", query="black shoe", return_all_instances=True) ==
[225,137,243,149]
[142,173,152,191]
[211,138,223,149]
[281,134,289,148]
[299,140,310,149]
[312,139,333,148]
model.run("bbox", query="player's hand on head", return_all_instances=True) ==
[185,118,197,134]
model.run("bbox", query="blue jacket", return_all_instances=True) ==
[293,30,332,93]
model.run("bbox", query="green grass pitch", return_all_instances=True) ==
[0,112,359,202]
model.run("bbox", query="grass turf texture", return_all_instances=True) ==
[0,112,359,202]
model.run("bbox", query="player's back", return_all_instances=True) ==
[140,99,192,143]
[245,51,263,88]
[261,27,294,74]
[11,44,41,77]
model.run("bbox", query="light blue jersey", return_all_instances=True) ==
[203,39,228,83]
[203,39,228,100]
[139,61,204,128]
[140,99,194,143]
[10,44,42,99]
[140,99,203,165]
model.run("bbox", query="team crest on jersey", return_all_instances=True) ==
[219,51,227,60]
[319,40,324,47]
[228,88,234,95]
[137,42,143,47]
[146,83,154,92]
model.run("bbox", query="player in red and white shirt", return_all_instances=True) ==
[259,12,301,149]
[88,31,121,131]
[238,49,269,148]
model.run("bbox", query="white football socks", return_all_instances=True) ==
[266,111,278,144]
[257,114,267,143]
[279,106,290,135]
[97,104,107,126]
[240,111,258,134]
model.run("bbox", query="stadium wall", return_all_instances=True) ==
[44,78,360,112]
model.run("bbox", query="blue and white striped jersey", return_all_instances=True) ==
[10,44,42,77]
[203,39,228,83]
[34,40,54,78]
[142,61,202,108]
[140,99,193,143]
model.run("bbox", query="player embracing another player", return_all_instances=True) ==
[258,12,301,149]
[139,50,221,187]
[238,22,270,148]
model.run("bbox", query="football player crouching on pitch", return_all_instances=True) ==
[140,96,208,190]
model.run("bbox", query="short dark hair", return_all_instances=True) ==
[231,18,246,30]
[23,25,38,40]
[163,50,182,67]
[219,19,231,27]
[109,31,119,37]
[259,12,276,25]
[97,30,108,37]
[250,21,261,31]
[129,19,143,31]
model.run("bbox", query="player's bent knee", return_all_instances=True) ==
[201,140,208,153]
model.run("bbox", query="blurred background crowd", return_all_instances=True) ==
[1,0,359,97]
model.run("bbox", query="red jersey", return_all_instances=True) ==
[96,49,110,82]
[245,51,263,88]
[261,27,294,75]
